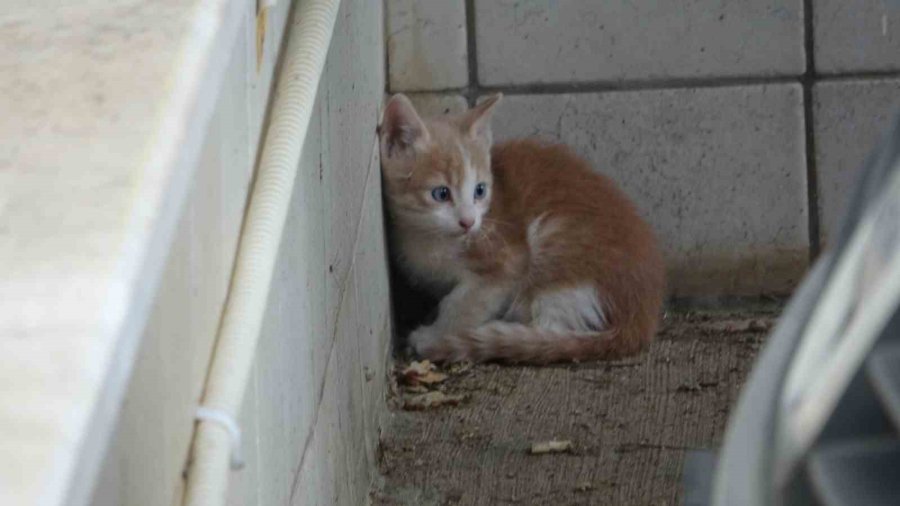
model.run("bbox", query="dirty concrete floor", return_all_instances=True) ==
[371,307,778,506]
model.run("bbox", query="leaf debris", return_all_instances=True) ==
[403,391,467,411]
[529,440,573,455]
[399,360,448,387]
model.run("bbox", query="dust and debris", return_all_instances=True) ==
[394,359,471,411]
[374,306,778,505]
[574,482,594,493]
[402,391,467,410]
[401,360,433,377]
[698,317,773,334]
[445,361,474,375]
[529,440,573,455]
[398,360,450,386]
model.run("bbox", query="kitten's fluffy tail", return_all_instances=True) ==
[421,322,643,364]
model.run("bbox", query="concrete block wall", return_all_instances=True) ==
[244,0,391,501]
[386,0,900,296]
[92,0,390,505]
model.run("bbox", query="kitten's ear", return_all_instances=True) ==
[379,94,430,158]
[460,93,502,141]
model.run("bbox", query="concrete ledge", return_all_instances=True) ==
[0,2,247,503]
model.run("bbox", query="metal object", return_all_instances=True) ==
[710,114,900,505]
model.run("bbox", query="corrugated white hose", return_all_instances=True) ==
[183,0,340,504]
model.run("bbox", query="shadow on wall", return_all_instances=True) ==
[383,209,439,349]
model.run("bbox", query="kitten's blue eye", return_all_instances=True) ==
[431,186,451,202]
[474,183,487,200]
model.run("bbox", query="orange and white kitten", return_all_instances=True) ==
[378,93,665,364]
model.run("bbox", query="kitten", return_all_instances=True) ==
[378,93,665,364]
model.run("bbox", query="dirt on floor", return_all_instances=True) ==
[370,306,779,506]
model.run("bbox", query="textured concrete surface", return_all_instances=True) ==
[814,0,900,73]
[490,85,808,296]
[387,0,468,91]
[0,1,250,504]
[374,308,777,505]
[813,79,900,245]
[474,0,804,86]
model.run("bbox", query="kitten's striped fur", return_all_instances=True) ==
[378,94,665,364]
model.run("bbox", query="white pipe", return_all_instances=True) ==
[183,0,340,503]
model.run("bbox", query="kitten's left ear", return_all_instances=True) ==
[379,94,431,158]
[460,93,502,141]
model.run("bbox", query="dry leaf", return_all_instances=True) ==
[530,440,573,454]
[403,391,466,410]
[447,361,474,375]
[404,360,434,375]
[701,318,773,334]
[398,361,432,385]
[399,360,448,387]
[418,371,448,384]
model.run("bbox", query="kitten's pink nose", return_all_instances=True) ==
[458,217,475,231]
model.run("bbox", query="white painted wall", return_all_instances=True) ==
[91,0,389,504]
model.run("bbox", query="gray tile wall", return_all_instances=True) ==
[387,0,900,296]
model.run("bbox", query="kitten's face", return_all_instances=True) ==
[379,95,501,238]
[384,123,493,236]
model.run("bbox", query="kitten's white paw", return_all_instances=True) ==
[408,325,440,356]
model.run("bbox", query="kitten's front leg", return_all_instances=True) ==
[409,279,510,357]
[407,326,441,355]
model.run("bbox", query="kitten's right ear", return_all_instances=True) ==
[379,94,430,158]
[460,93,502,142]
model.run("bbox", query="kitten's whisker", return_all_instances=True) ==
[483,217,515,229]
[478,226,498,251]
[484,224,509,252]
